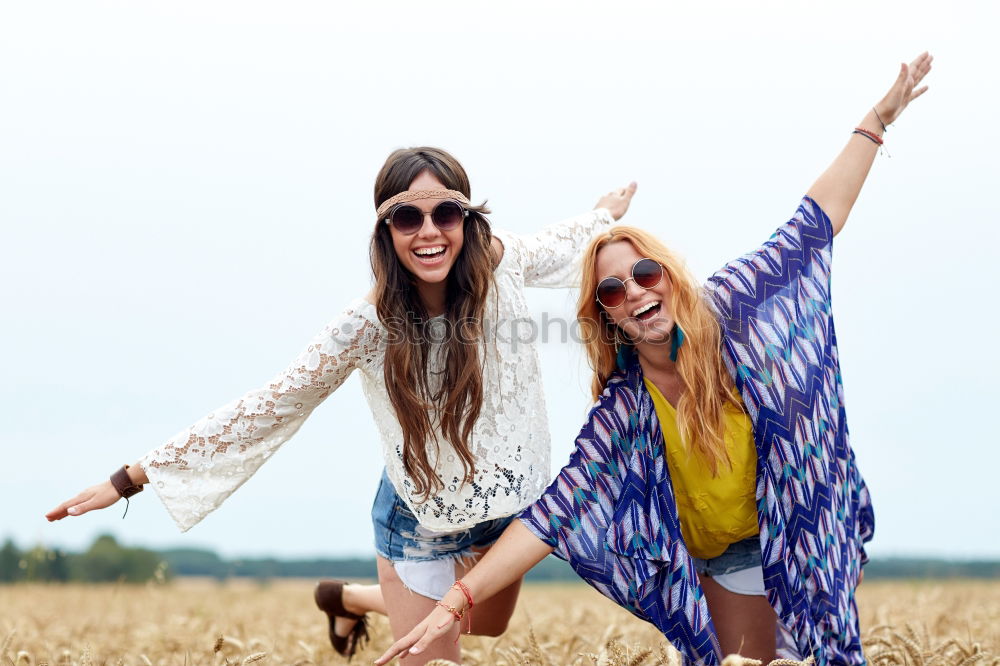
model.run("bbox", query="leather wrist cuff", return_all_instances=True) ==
[111,465,144,499]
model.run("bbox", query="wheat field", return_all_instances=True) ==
[1,580,997,665]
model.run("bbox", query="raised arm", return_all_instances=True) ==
[374,520,552,665]
[807,52,932,236]
[503,183,637,287]
[45,300,380,530]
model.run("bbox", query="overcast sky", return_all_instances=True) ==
[2,0,998,560]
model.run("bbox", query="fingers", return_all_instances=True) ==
[902,62,915,95]
[612,182,638,197]
[45,483,119,521]
[68,496,108,517]
[910,51,933,73]
[45,490,93,521]
[905,51,931,103]
[373,639,410,664]
[594,182,638,221]
[912,54,933,85]
[403,632,442,659]
[908,52,932,87]
[374,625,427,665]
[374,613,458,664]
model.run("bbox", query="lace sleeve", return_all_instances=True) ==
[505,208,615,288]
[140,300,380,532]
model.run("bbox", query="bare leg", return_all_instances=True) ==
[336,557,521,637]
[336,583,386,638]
[701,575,777,662]
[377,555,463,665]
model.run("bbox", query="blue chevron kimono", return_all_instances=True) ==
[519,197,875,665]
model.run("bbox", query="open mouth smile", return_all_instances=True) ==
[632,300,661,321]
[412,245,447,265]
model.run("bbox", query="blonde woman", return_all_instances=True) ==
[376,53,932,665]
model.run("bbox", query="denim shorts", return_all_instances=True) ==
[371,470,515,599]
[691,536,765,596]
[691,536,761,576]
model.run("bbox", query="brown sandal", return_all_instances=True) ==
[314,580,369,659]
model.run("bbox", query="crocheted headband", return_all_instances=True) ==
[376,189,471,219]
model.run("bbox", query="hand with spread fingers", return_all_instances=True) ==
[875,51,932,126]
[595,181,638,221]
[807,51,933,236]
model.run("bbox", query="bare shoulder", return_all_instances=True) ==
[490,236,505,268]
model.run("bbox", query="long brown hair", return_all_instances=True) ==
[577,226,742,475]
[370,147,495,500]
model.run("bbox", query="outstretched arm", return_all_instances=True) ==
[506,182,637,288]
[45,300,378,530]
[374,521,552,665]
[807,52,932,236]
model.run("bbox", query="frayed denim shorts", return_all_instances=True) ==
[690,536,765,596]
[371,470,514,599]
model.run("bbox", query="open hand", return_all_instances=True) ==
[45,481,120,521]
[595,182,637,221]
[875,52,932,126]
[373,605,458,664]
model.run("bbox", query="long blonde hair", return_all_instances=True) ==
[577,226,741,475]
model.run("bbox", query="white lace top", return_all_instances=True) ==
[141,209,615,532]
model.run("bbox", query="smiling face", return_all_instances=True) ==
[387,170,466,289]
[595,239,675,345]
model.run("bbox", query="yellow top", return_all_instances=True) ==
[643,377,759,559]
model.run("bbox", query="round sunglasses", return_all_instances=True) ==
[383,200,468,235]
[595,258,664,309]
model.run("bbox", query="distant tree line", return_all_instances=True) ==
[3,535,998,583]
[157,547,580,582]
[863,557,1000,579]
[0,535,168,583]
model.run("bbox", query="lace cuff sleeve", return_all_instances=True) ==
[505,208,615,288]
[139,300,380,532]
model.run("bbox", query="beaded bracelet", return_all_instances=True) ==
[853,127,884,146]
[452,580,474,609]
[451,580,474,635]
[435,600,464,622]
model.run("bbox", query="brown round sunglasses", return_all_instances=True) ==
[383,200,468,235]
[595,258,664,309]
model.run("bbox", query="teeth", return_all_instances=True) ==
[414,246,445,256]
[632,301,660,317]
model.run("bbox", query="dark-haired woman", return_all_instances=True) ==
[46,147,637,664]
[374,53,932,666]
